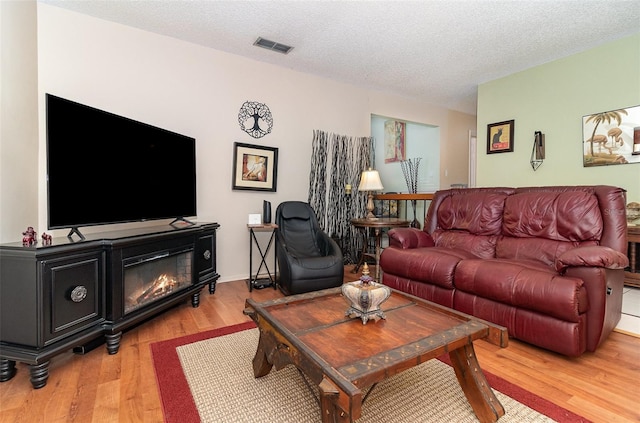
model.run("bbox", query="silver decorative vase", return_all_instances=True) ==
[342,264,391,324]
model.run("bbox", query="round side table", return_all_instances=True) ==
[350,217,410,282]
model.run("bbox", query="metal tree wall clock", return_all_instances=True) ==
[238,101,273,138]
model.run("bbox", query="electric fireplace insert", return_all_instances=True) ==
[123,248,193,314]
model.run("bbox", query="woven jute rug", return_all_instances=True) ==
[150,323,589,423]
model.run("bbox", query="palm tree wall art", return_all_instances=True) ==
[583,105,640,167]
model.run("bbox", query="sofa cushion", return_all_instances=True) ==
[437,192,508,236]
[454,291,587,356]
[383,273,455,308]
[454,258,588,322]
[502,190,603,242]
[497,190,604,265]
[432,192,508,259]
[379,246,476,289]
[433,230,498,260]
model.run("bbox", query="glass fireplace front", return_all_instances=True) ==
[123,249,193,314]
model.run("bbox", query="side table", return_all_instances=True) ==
[351,217,410,282]
[625,225,640,288]
[247,223,278,292]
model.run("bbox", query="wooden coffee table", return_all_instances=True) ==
[244,287,508,423]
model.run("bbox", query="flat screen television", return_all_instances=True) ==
[46,94,197,238]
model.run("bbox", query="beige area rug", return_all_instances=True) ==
[175,327,557,423]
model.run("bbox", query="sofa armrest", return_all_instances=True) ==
[388,228,435,249]
[555,246,629,273]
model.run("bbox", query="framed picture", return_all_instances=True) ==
[582,105,640,167]
[384,120,406,163]
[487,120,515,154]
[232,142,278,191]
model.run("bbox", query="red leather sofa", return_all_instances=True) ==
[380,186,629,356]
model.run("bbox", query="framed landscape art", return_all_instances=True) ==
[232,142,278,191]
[582,105,640,167]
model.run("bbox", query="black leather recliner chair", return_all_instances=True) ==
[275,201,344,295]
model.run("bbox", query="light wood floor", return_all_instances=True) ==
[0,267,639,423]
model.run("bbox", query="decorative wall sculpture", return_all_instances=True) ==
[238,101,273,138]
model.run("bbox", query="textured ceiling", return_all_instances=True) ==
[40,0,640,115]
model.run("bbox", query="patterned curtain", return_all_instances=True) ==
[309,130,372,263]
[308,130,328,226]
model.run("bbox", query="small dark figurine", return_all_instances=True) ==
[22,226,37,246]
[42,232,52,245]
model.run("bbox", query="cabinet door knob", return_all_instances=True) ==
[203,250,211,260]
[70,286,87,303]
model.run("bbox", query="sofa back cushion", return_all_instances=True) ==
[432,191,509,259]
[497,190,603,265]
[437,192,507,235]
[502,190,603,241]
[426,185,626,265]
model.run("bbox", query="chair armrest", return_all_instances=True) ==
[387,228,435,249]
[555,245,629,273]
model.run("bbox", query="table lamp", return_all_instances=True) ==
[358,168,384,219]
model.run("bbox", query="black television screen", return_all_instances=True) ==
[46,94,197,232]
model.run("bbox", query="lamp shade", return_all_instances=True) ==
[358,169,384,191]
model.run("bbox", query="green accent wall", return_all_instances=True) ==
[477,34,640,203]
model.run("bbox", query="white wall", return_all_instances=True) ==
[22,4,476,282]
[0,1,39,242]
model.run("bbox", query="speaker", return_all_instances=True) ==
[263,200,271,224]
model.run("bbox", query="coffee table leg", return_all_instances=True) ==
[252,331,274,378]
[449,343,505,423]
[319,378,351,423]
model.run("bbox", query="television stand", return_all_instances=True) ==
[0,222,219,389]
[66,226,86,241]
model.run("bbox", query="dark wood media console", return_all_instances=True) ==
[0,222,219,389]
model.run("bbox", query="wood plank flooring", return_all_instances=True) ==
[0,267,638,423]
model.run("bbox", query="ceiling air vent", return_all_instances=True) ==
[253,37,294,55]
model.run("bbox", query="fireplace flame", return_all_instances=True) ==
[135,273,178,305]
[154,274,174,291]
